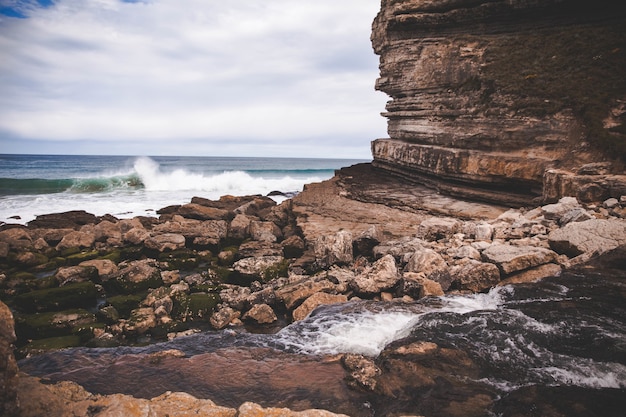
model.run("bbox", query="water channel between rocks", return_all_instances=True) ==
[19,269,626,417]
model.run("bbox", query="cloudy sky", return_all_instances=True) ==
[0,0,388,159]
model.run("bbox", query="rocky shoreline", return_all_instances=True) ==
[1,162,626,416]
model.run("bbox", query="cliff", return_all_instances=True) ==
[371,0,626,206]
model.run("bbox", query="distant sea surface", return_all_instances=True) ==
[0,154,366,225]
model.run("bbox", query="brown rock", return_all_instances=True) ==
[548,218,626,258]
[55,230,96,251]
[249,220,282,243]
[292,292,348,321]
[450,260,501,292]
[210,306,241,330]
[79,259,119,281]
[405,248,452,291]
[144,233,186,252]
[0,301,18,417]
[350,254,400,295]
[498,263,562,286]
[313,230,354,267]
[482,244,558,275]
[242,303,277,324]
[276,272,348,310]
[238,401,349,417]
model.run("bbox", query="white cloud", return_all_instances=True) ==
[0,0,387,157]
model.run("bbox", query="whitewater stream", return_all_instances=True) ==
[19,268,626,416]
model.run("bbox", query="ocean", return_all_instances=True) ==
[0,154,366,225]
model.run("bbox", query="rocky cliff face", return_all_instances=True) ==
[371,0,626,205]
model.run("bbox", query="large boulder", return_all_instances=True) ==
[313,230,353,267]
[112,259,163,293]
[144,233,186,252]
[405,248,452,291]
[548,218,626,258]
[417,217,461,241]
[350,254,400,295]
[276,271,349,310]
[233,256,285,282]
[292,292,348,321]
[56,230,96,251]
[242,303,277,324]
[482,244,558,275]
[449,259,501,292]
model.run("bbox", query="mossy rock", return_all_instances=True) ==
[15,308,96,341]
[66,250,100,265]
[172,292,220,321]
[106,294,143,319]
[262,259,290,282]
[12,281,98,313]
[212,266,235,283]
[37,275,59,290]
[101,250,121,263]
[59,246,81,257]
[118,246,143,262]
[73,321,106,343]
[17,335,82,358]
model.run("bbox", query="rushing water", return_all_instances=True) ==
[19,268,626,416]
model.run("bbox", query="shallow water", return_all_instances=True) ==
[19,269,626,416]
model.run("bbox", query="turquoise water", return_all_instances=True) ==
[0,154,366,224]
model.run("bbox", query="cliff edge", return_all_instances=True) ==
[371,0,626,206]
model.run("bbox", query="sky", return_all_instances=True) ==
[0,0,388,159]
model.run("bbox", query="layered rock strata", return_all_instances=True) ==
[371,0,626,205]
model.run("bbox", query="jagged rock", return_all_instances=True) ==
[92,220,122,245]
[350,254,400,295]
[405,248,452,291]
[474,222,494,241]
[313,230,353,267]
[238,241,283,258]
[559,207,594,225]
[281,235,305,259]
[341,353,381,391]
[373,237,426,263]
[144,233,186,252]
[219,286,252,311]
[242,303,277,324]
[246,287,277,307]
[541,197,581,222]
[353,225,383,258]
[125,307,157,335]
[56,230,95,251]
[249,220,282,243]
[113,259,163,293]
[292,292,348,321]
[400,272,444,298]
[482,244,558,275]
[450,244,481,260]
[0,227,32,251]
[276,272,347,310]
[603,198,620,209]
[417,217,461,241]
[210,306,241,330]
[233,256,285,281]
[548,218,626,258]
[449,259,501,292]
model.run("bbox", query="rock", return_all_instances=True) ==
[238,241,283,258]
[233,256,285,281]
[350,254,400,295]
[548,218,626,258]
[313,230,353,267]
[417,217,461,241]
[0,227,32,251]
[482,244,558,275]
[125,307,157,335]
[229,213,252,239]
[276,272,348,310]
[451,245,481,260]
[450,260,501,292]
[559,207,594,225]
[210,306,241,330]
[292,292,348,321]
[113,259,163,293]
[0,301,18,417]
[604,198,620,209]
[249,221,282,243]
[55,230,96,251]
[405,248,452,291]
[400,272,444,298]
[341,353,381,391]
[54,265,98,286]
[28,210,98,229]
[176,203,230,220]
[353,225,383,258]
[474,222,494,241]
[93,220,122,245]
[498,263,562,286]
[144,233,186,252]
[373,237,426,263]
[238,401,349,417]
[541,197,581,222]
[12,281,98,313]
[123,226,151,245]
[79,259,119,281]
[281,235,305,259]
[242,303,277,324]
[15,309,96,340]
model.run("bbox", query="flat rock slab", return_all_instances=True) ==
[482,244,558,275]
[548,218,626,258]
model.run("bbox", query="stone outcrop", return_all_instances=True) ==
[371,0,626,206]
